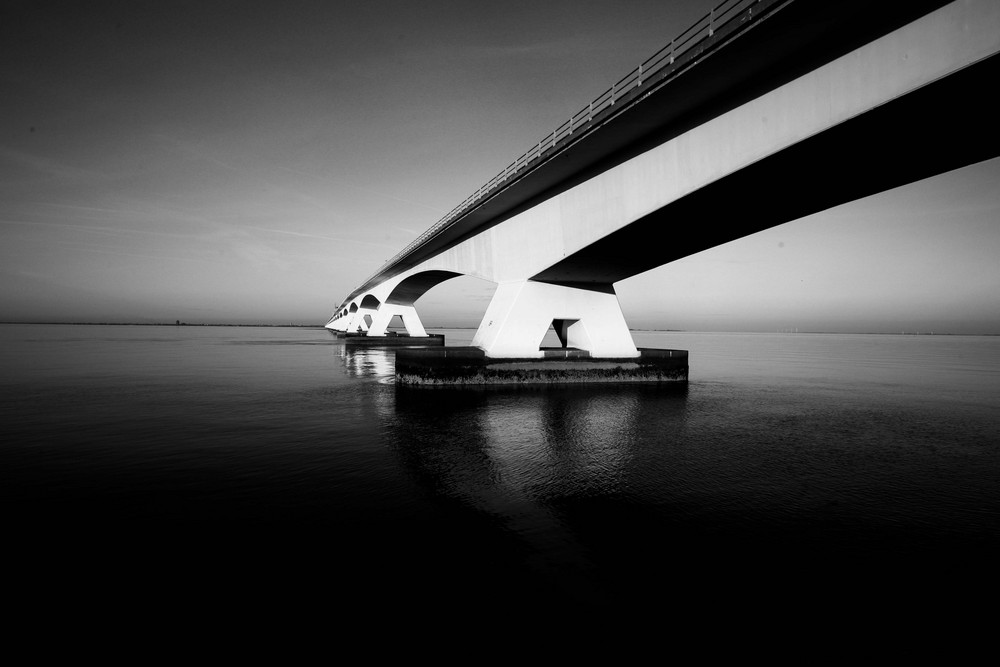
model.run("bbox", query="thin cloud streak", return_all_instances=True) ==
[47,242,218,265]
[0,218,191,240]
[278,166,447,215]
[0,146,119,182]
[243,225,398,250]
[146,134,356,223]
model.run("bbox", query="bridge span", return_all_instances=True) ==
[327,0,1000,359]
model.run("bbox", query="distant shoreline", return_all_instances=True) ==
[0,321,325,329]
[0,322,996,336]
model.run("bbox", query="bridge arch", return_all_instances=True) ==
[386,270,463,306]
[359,271,465,338]
[338,297,378,333]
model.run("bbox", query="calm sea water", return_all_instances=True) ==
[2,323,999,632]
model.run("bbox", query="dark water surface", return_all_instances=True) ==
[2,324,999,634]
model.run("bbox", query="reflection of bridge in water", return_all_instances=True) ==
[337,346,395,379]
[382,382,689,603]
[327,0,1000,360]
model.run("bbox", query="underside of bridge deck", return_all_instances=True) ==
[533,52,1000,285]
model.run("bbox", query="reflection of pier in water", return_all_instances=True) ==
[337,346,395,379]
[382,383,689,603]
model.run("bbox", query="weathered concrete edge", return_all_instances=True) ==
[335,332,446,347]
[395,347,688,385]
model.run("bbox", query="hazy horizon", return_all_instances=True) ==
[3,321,996,338]
[3,1,998,335]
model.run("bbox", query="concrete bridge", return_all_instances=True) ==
[327,0,1000,358]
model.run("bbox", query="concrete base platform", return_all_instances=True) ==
[395,347,688,385]
[334,331,445,347]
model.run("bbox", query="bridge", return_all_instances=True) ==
[326,0,1000,359]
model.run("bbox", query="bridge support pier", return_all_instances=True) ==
[472,280,639,358]
[347,306,377,333]
[342,311,360,332]
[367,304,428,337]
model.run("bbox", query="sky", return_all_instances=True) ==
[2,0,998,333]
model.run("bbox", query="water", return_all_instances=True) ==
[2,324,999,633]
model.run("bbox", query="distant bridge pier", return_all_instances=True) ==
[328,271,445,344]
[472,280,639,358]
[333,304,361,332]
[350,305,376,333]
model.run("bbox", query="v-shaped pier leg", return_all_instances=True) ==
[367,304,428,337]
[471,280,639,358]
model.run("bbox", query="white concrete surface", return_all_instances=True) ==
[328,1,1000,356]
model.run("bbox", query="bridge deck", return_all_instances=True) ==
[338,0,953,309]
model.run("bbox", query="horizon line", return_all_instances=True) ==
[1,321,997,336]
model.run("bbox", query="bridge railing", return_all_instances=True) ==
[353,0,776,296]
